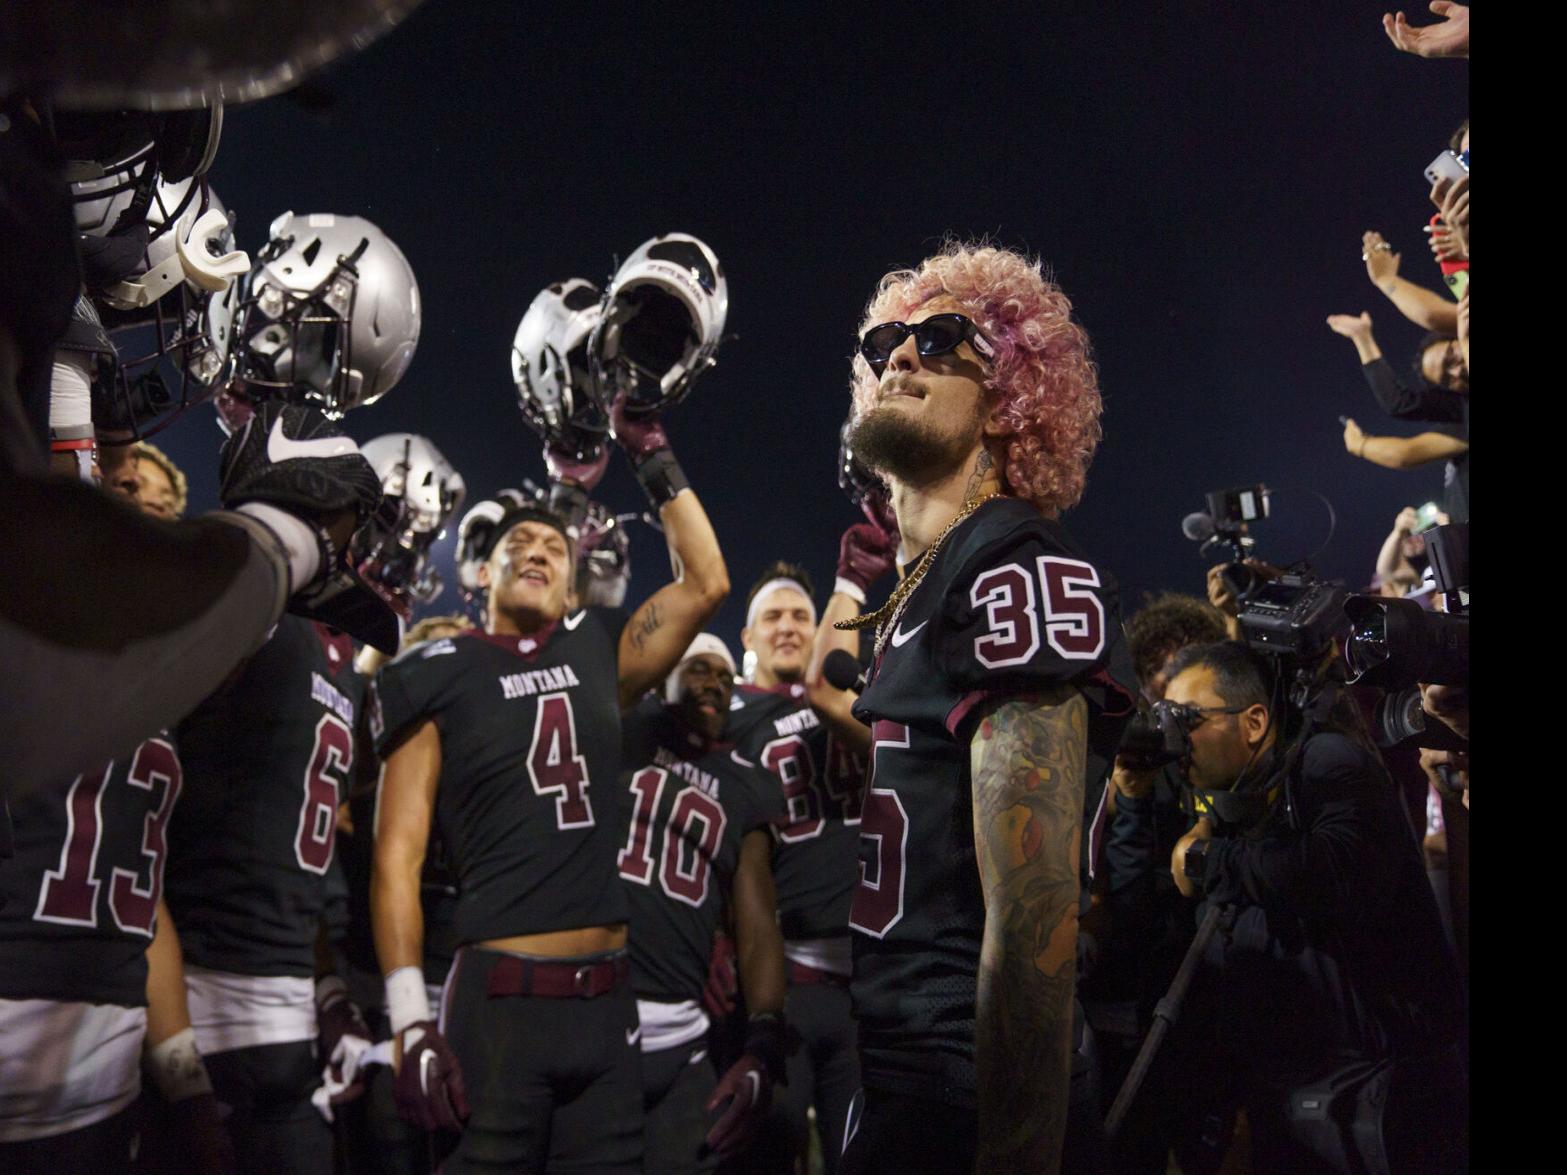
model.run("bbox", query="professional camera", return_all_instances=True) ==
[1116,703,1192,770]
[1344,523,1469,690]
[1237,574,1348,662]
[1369,686,1469,751]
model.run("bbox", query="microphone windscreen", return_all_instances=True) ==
[1182,512,1216,542]
[823,649,863,692]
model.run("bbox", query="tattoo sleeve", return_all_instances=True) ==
[970,688,1087,1173]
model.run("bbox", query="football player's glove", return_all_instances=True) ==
[837,518,897,598]
[218,399,400,653]
[316,976,372,1108]
[393,1020,469,1133]
[610,388,688,508]
[704,1054,772,1159]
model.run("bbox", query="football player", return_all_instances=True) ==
[618,635,788,1171]
[370,393,729,1172]
[132,441,189,520]
[162,597,369,1173]
[0,736,230,1173]
[832,244,1136,1175]
[726,562,878,1173]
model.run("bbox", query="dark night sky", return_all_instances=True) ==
[153,2,1469,645]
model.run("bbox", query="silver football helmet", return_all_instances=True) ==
[90,179,246,438]
[234,211,421,417]
[511,279,610,462]
[353,433,466,614]
[591,233,728,417]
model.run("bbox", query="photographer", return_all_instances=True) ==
[1160,642,1465,1173]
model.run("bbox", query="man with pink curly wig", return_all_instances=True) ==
[821,243,1136,1174]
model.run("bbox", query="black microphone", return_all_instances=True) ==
[823,649,867,694]
[1181,512,1215,542]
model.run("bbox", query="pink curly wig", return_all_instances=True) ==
[851,242,1102,515]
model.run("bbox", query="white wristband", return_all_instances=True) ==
[235,501,322,594]
[385,966,431,1035]
[833,576,867,606]
[144,1026,213,1103]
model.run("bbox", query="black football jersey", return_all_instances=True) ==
[728,683,866,941]
[848,497,1136,1106]
[617,697,783,1001]
[370,614,628,945]
[0,736,183,1006]
[166,616,364,977]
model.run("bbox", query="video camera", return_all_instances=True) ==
[1182,484,1267,600]
[1344,523,1469,749]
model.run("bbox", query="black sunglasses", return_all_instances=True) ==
[858,313,997,376]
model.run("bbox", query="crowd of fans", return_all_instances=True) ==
[0,4,1468,1174]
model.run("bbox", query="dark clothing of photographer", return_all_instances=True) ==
[1360,358,1469,522]
[1170,732,1466,1174]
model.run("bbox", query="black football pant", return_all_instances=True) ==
[840,1009,1105,1175]
[744,981,860,1173]
[641,1038,718,1174]
[205,1040,332,1175]
[0,1104,137,1174]
[441,947,642,1174]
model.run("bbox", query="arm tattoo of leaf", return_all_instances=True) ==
[970,689,1087,1172]
[629,600,663,653]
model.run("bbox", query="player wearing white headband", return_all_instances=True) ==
[725,563,869,1173]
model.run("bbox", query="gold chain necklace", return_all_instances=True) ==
[835,493,1003,658]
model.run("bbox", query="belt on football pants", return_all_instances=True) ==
[788,960,851,987]
[484,951,631,999]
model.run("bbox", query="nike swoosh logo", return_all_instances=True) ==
[889,619,927,647]
[266,416,356,463]
[419,1050,434,1096]
[688,1048,708,1065]
[625,1026,642,1047]
[563,611,587,631]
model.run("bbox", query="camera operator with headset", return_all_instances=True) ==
[1153,640,1466,1173]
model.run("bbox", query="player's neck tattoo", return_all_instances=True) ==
[963,449,993,505]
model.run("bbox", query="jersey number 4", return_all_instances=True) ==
[618,767,727,907]
[528,693,595,830]
[35,738,182,937]
[970,556,1105,668]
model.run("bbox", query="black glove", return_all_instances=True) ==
[218,400,382,528]
[218,401,400,653]
[393,1021,469,1133]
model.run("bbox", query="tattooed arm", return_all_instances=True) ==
[617,488,729,708]
[970,685,1087,1173]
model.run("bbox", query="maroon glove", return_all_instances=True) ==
[702,932,738,1019]
[837,520,897,596]
[703,1053,772,1159]
[544,442,609,491]
[393,1021,469,1132]
[316,977,371,1105]
[610,389,671,460]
